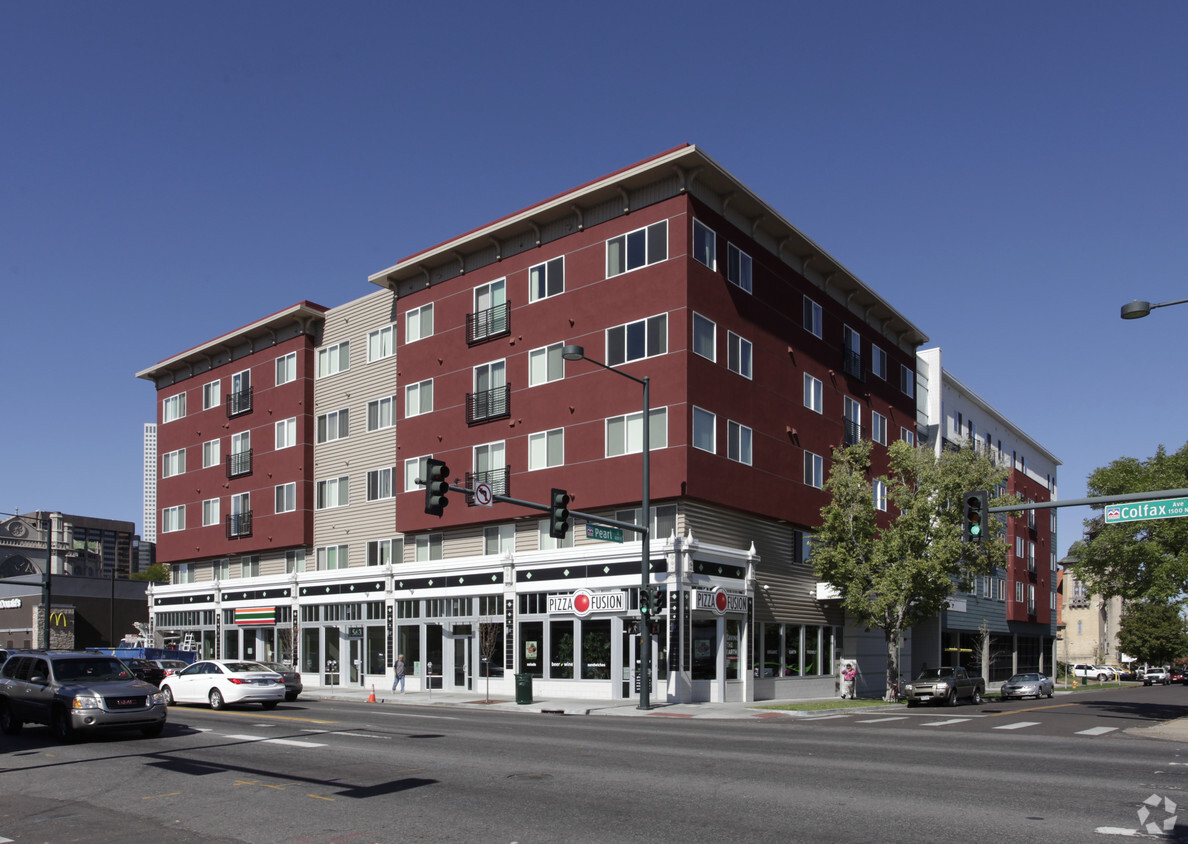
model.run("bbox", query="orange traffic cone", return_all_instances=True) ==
[367,684,376,703]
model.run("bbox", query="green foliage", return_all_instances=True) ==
[1071,442,1188,601]
[1117,599,1188,666]
[811,440,1010,695]
[130,563,170,582]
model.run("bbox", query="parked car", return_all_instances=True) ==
[258,662,302,701]
[1170,667,1185,683]
[149,659,190,678]
[160,660,285,710]
[1094,665,1120,680]
[1000,672,1054,700]
[125,658,166,687]
[903,666,985,707]
[0,651,167,741]
[1144,668,1172,686]
[1071,663,1114,682]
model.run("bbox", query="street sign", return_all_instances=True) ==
[586,524,623,543]
[1104,497,1188,525]
[474,482,493,507]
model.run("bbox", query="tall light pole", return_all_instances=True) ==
[561,344,653,710]
[1120,298,1188,320]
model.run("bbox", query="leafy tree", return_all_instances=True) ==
[130,563,170,582]
[811,440,1009,699]
[1071,442,1188,602]
[1116,599,1188,667]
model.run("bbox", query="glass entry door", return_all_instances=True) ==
[450,624,472,691]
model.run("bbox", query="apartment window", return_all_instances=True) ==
[727,243,752,293]
[871,345,887,380]
[607,220,667,277]
[414,534,443,562]
[404,380,433,419]
[229,492,250,538]
[368,324,396,362]
[692,312,716,361]
[842,326,862,379]
[692,406,715,453]
[173,563,195,584]
[727,332,752,379]
[317,544,348,571]
[367,467,395,502]
[900,364,915,398]
[804,452,824,489]
[316,476,349,510]
[470,360,508,422]
[872,412,888,446]
[406,304,434,343]
[873,480,887,512]
[529,343,564,387]
[367,538,403,566]
[692,220,716,270]
[275,482,296,514]
[162,393,186,423]
[473,441,506,494]
[528,256,564,302]
[1028,584,1036,613]
[241,555,260,578]
[275,352,296,386]
[202,380,220,410]
[804,373,823,413]
[161,505,185,533]
[794,530,814,565]
[202,439,220,469]
[228,431,251,478]
[214,558,229,581]
[607,313,667,366]
[275,417,297,450]
[484,524,515,556]
[317,341,350,378]
[1015,581,1024,603]
[202,498,220,527]
[316,408,350,443]
[998,578,1006,601]
[471,279,508,342]
[803,297,823,339]
[606,407,667,456]
[615,505,677,543]
[162,448,186,478]
[528,428,564,470]
[901,427,916,446]
[369,395,398,430]
[286,549,307,574]
[727,420,752,465]
[404,456,429,493]
[228,369,252,416]
[843,396,863,446]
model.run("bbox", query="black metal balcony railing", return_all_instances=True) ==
[226,387,253,418]
[841,349,865,382]
[465,467,510,506]
[466,384,510,425]
[227,449,253,479]
[466,301,511,345]
[226,510,252,539]
[843,419,866,447]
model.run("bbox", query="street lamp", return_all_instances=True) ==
[1120,298,1188,320]
[561,344,654,710]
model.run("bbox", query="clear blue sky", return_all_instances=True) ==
[3,2,1185,561]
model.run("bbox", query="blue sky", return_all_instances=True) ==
[3,2,1185,560]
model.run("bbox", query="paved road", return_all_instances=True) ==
[1,688,1186,843]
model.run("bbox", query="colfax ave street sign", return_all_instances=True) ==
[1105,497,1188,525]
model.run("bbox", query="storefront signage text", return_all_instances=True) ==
[694,588,747,615]
[548,589,626,617]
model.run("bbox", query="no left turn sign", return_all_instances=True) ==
[474,482,493,507]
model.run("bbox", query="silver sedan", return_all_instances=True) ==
[999,672,1054,700]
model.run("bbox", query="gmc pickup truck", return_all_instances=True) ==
[903,666,985,707]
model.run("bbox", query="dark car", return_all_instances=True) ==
[258,662,302,701]
[0,651,167,741]
[125,658,166,687]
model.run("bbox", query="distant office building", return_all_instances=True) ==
[143,422,158,543]
[1060,558,1123,666]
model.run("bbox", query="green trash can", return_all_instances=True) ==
[515,673,533,705]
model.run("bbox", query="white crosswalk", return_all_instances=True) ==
[829,713,1122,738]
[221,733,327,748]
[993,721,1041,730]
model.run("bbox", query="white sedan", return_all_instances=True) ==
[161,660,285,710]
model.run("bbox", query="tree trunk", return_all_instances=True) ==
[885,628,901,702]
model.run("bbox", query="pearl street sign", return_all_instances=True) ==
[586,524,624,543]
[1104,497,1188,525]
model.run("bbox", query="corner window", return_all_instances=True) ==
[727,420,752,465]
[692,312,716,361]
[275,352,297,386]
[871,346,887,381]
[900,364,915,398]
[275,417,297,450]
[162,448,186,478]
[317,341,350,378]
[803,297,822,339]
[607,221,668,277]
[872,412,887,446]
[368,324,396,362]
[275,482,296,514]
[692,220,716,270]
[406,304,434,343]
[606,408,667,457]
[804,374,823,414]
[727,244,752,293]
[529,257,564,302]
[369,395,398,430]
[692,406,715,453]
[727,332,752,379]
[161,505,185,533]
[202,380,220,410]
[162,393,186,423]
[607,313,667,366]
[404,456,430,493]
[804,452,824,489]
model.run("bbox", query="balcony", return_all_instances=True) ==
[843,419,865,447]
[226,511,252,539]
[227,449,253,479]
[227,387,253,418]
[841,349,865,382]
[466,384,510,425]
[466,301,511,345]
[465,467,510,506]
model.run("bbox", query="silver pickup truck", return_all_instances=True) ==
[903,666,985,707]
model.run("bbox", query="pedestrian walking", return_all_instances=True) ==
[841,662,856,699]
[392,654,406,693]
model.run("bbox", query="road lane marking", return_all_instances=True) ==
[1076,727,1118,736]
[222,734,327,748]
[985,702,1078,716]
[856,717,908,723]
[921,719,970,726]
[993,721,1040,730]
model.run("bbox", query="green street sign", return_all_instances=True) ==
[1104,497,1188,524]
[586,524,623,543]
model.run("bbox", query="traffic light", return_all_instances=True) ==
[639,587,651,619]
[424,458,450,517]
[962,490,988,543]
[549,488,570,539]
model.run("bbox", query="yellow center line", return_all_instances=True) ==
[984,702,1080,717]
[203,710,338,724]
[307,794,335,801]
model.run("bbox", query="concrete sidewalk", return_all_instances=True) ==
[301,684,1188,738]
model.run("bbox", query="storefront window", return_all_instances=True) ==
[325,627,341,685]
[725,620,740,680]
[301,627,320,673]
[763,624,781,677]
[202,630,216,659]
[692,619,717,680]
[223,629,239,659]
[804,625,820,675]
[366,626,386,674]
[520,621,543,678]
[550,620,574,679]
[397,625,420,674]
[784,624,801,676]
[581,620,611,679]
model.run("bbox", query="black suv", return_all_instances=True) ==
[0,651,167,741]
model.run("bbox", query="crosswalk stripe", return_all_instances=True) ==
[855,716,908,723]
[993,721,1040,730]
[222,734,326,748]
[1076,726,1118,736]
[921,718,970,726]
